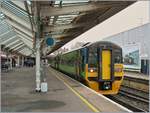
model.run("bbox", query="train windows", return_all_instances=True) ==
[80,48,88,71]
[81,56,85,71]
[114,53,122,63]
[88,52,97,67]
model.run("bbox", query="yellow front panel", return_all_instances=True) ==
[102,50,111,80]
[114,64,124,76]
[88,72,98,77]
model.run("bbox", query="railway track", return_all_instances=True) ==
[106,86,149,112]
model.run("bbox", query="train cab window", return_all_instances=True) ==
[114,53,122,63]
[88,52,97,67]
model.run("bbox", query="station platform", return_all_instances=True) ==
[124,71,149,81]
[1,67,131,112]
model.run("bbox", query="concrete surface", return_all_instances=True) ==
[1,67,92,112]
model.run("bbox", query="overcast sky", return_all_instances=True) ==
[61,1,150,50]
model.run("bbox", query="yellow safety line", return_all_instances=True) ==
[51,69,100,112]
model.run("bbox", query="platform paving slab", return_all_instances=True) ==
[49,67,132,112]
[1,67,92,112]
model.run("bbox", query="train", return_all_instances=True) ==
[50,41,124,95]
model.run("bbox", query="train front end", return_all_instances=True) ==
[85,42,124,95]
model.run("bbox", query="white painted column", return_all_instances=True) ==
[34,2,41,92]
[17,56,20,67]
[22,56,24,67]
[35,38,41,91]
[10,56,13,70]
[149,1,150,23]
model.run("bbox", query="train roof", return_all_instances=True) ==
[88,41,122,48]
[61,41,121,55]
[61,46,84,55]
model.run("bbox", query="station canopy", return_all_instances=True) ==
[0,1,135,57]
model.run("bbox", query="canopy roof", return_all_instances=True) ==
[0,1,135,57]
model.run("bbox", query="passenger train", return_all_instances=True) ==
[50,41,124,94]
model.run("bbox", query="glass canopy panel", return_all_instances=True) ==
[0,13,5,20]
[1,1,30,22]
[0,21,12,35]
[0,12,18,46]
[0,31,16,42]
[0,1,32,56]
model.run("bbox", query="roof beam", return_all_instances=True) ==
[9,42,24,50]
[13,44,25,51]
[5,18,33,37]
[1,6,32,30]
[0,35,17,45]
[40,2,131,17]
[14,29,33,42]
[52,33,72,39]
[11,1,26,12]
[97,6,127,24]
[0,30,13,37]
[24,1,34,32]
[16,46,26,53]
[17,34,33,49]
[43,23,86,32]
[4,39,21,48]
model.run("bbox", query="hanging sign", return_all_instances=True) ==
[46,37,55,46]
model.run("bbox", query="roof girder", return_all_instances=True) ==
[11,1,26,12]
[13,44,25,51]
[4,39,21,48]
[5,18,33,37]
[1,6,32,31]
[43,22,86,32]
[14,29,33,42]
[9,42,24,50]
[0,35,17,45]
[52,33,73,39]
[0,30,13,37]
[17,34,33,49]
[40,2,131,17]
[15,46,26,53]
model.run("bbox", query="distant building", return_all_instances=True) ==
[103,23,150,74]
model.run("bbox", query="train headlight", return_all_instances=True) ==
[88,68,97,73]
[103,82,111,90]
[90,69,94,72]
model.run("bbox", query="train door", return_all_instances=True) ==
[102,50,111,80]
[99,49,113,90]
[80,48,88,79]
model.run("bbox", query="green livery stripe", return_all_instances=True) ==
[81,71,86,78]
[59,64,76,75]
[59,64,86,79]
